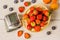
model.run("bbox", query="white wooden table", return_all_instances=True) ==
[0,0,60,40]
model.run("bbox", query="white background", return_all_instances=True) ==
[0,0,60,40]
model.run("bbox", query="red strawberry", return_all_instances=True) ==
[30,7,35,11]
[30,16,35,21]
[36,7,42,11]
[27,24,32,30]
[35,19,41,24]
[23,14,28,19]
[24,2,31,6]
[28,11,33,16]
[37,14,42,20]
[40,22,45,27]
[43,16,48,21]
[27,19,31,24]
[34,26,41,32]
[31,21,36,27]
[19,7,25,12]
[33,10,38,15]
[43,10,49,16]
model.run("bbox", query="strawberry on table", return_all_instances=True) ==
[33,10,38,15]
[34,26,41,32]
[30,16,35,21]
[43,10,49,16]
[19,6,25,12]
[37,14,42,20]
[24,2,31,6]
[24,33,30,39]
[17,30,23,37]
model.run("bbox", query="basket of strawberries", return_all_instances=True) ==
[22,4,51,32]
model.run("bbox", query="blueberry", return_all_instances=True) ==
[31,0,36,3]
[20,0,24,2]
[3,5,7,9]
[14,0,18,4]
[47,31,51,35]
[52,26,56,30]
[9,7,14,11]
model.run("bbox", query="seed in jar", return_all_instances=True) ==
[3,5,7,9]
[14,0,18,4]
[52,26,56,30]
[31,0,36,3]
[47,31,51,35]
[9,7,14,11]
[20,0,24,2]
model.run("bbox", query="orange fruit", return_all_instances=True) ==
[43,0,51,4]
[52,0,57,3]
[50,3,58,10]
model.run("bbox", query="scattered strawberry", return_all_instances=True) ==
[27,24,32,30]
[34,26,41,32]
[17,30,23,37]
[33,10,38,15]
[24,33,30,39]
[19,6,25,12]
[50,3,58,10]
[30,7,35,11]
[30,16,35,21]
[24,2,31,6]
[37,14,42,20]
[43,10,49,16]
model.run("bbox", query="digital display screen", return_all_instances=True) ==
[8,13,19,25]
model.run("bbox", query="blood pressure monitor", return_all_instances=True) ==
[4,12,22,32]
